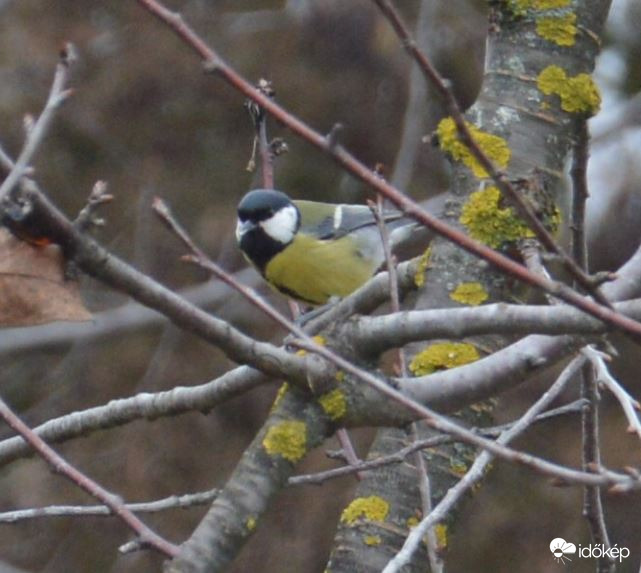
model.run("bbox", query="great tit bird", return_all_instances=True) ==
[236,189,418,305]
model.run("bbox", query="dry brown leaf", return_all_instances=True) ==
[0,228,91,326]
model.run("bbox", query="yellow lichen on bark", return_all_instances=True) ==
[262,420,307,463]
[318,388,347,421]
[409,343,480,376]
[340,496,390,525]
[450,282,489,306]
[436,118,510,178]
[459,186,535,248]
[536,13,577,46]
[537,66,601,114]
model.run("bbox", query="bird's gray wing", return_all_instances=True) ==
[297,201,404,240]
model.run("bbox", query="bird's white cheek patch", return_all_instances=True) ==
[260,205,298,244]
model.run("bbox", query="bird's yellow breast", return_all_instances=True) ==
[264,234,377,305]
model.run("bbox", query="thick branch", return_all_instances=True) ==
[350,298,641,354]
[166,386,333,572]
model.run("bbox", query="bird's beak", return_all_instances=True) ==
[235,219,255,241]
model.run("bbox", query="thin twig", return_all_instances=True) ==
[519,239,561,305]
[584,346,641,441]
[74,180,114,232]
[383,354,586,573]
[334,429,364,480]
[258,119,274,188]
[571,121,590,272]
[289,399,587,486]
[370,192,440,568]
[134,0,641,339]
[291,434,454,486]
[0,142,16,172]
[368,195,405,373]
[580,357,613,570]
[247,78,276,188]
[410,424,442,573]
[572,119,614,572]
[0,396,178,557]
[0,489,219,524]
[0,45,74,202]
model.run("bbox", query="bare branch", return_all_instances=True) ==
[290,399,585,486]
[74,180,114,232]
[0,364,269,467]
[571,120,590,271]
[0,396,178,557]
[352,298,641,354]
[584,346,641,441]
[0,489,219,524]
[0,268,262,356]
[0,45,74,203]
[572,120,614,571]
[383,354,586,572]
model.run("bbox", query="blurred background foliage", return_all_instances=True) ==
[0,0,640,572]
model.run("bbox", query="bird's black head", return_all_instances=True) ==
[237,189,293,223]
[236,189,300,271]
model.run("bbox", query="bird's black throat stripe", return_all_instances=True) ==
[239,225,289,272]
